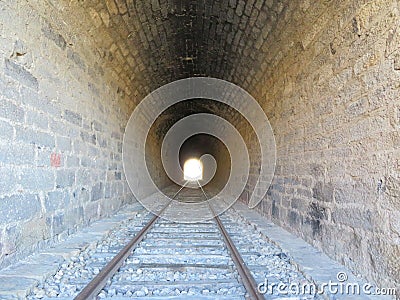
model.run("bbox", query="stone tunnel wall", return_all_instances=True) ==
[0,0,140,268]
[0,0,398,291]
[247,0,399,289]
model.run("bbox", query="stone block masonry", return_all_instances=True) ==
[0,0,137,269]
[243,0,400,292]
[0,0,397,296]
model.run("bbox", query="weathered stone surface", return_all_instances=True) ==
[0,142,35,165]
[56,169,75,188]
[41,23,67,50]
[63,110,82,127]
[15,126,55,148]
[0,99,24,124]
[45,190,70,212]
[312,182,334,202]
[66,50,86,70]
[19,168,54,191]
[238,0,400,290]
[0,0,132,270]
[0,0,397,292]
[46,213,65,235]
[0,194,41,225]
[4,59,38,90]
[91,182,104,202]
[0,276,37,297]
[0,120,13,141]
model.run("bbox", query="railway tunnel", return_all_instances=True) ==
[0,0,399,298]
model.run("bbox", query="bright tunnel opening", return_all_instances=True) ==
[183,158,203,181]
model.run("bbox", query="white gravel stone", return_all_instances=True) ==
[27,206,320,300]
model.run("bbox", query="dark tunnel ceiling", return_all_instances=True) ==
[151,99,241,139]
[87,0,276,97]
[148,99,256,143]
[127,0,269,89]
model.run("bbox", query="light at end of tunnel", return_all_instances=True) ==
[183,158,203,181]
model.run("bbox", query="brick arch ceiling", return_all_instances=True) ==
[85,0,278,98]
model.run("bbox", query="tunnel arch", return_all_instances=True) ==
[0,0,397,293]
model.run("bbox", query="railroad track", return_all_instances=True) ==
[29,185,319,299]
[75,183,264,300]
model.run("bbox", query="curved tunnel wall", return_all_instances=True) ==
[0,0,398,291]
[0,1,137,268]
[249,1,400,288]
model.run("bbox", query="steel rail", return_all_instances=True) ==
[74,198,173,300]
[212,211,264,300]
[76,183,263,299]
[197,181,264,300]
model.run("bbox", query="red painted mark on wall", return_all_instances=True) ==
[50,153,61,168]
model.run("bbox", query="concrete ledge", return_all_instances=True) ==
[0,202,145,299]
[231,201,394,300]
